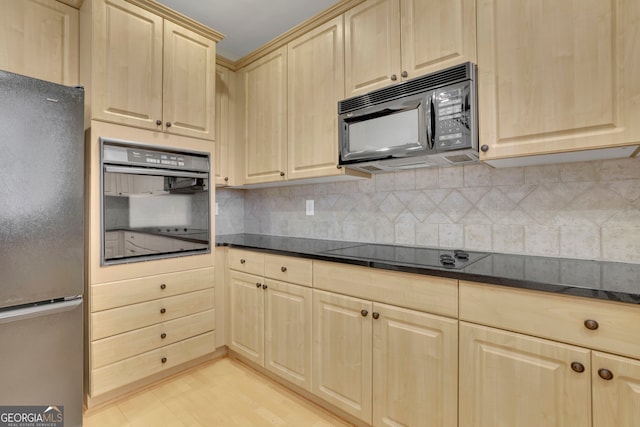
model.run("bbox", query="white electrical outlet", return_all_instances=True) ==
[306,199,314,216]
[215,202,219,215]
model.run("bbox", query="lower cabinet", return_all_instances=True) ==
[312,289,458,426]
[592,352,640,427]
[228,270,313,391]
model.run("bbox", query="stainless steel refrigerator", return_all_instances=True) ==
[0,71,84,427]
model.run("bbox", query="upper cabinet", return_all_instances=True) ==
[0,0,79,85]
[477,0,640,166]
[344,0,476,97]
[215,64,238,186]
[81,0,221,140]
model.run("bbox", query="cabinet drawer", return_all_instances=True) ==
[313,261,457,317]
[91,309,215,369]
[228,248,264,275]
[90,331,216,396]
[460,281,640,359]
[91,288,215,340]
[265,254,312,286]
[91,267,214,311]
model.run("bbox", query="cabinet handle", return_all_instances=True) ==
[281,266,287,272]
[372,312,380,320]
[361,309,368,317]
[160,284,166,290]
[160,308,166,314]
[401,70,408,78]
[256,283,261,288]
[280,171,285,177]
[155,119,162,126]
[161,333,167,339]
[336,165,342,169]
[224,177,229,182]
[161,357,167,364]
[570,362,585,373]
[598,368,614,380]
[584,319,599,330]
[165,122,172,128]
[481,144,489,152]
[262,284,268,290]
[390,74,397,81]
[240,259,246,264]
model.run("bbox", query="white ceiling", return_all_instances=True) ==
[155,0,339,61]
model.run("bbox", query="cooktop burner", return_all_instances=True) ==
[321,244,489,269]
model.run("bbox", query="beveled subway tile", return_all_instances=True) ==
[525,225,560,256]
[560,226,600,259]
[439,223,464,248]
[493,224,524,253]
[464,224,492,250]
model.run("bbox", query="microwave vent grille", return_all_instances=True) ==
[339,62,473,114]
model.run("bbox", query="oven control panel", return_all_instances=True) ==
[101,139,209,172]
[127,148,189,168]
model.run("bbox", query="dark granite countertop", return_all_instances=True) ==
[217,233,640,305]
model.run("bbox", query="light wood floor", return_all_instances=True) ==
[83,357,353,426]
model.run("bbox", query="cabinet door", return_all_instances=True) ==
[264,279,312,391]
[372,303,458,427]
[593,352,640,427]
[215,65,230,185]
[163,20,216,140]
[312,290,373,424]
[344,0,401,97]
[287,16,344,181]
[228,270,264,365]
[0,0,79,85]
[459,322,591,427]
[400,0,476,79]
[240,47,287,184]
[92,0,163,130]
[477,0,640,164]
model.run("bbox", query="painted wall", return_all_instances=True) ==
[216,157,640,263]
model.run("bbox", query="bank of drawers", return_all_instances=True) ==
[228,248,313,285]
[90,267,215,397]
[459,281,640,359]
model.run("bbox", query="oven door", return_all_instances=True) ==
[101,165,210,264]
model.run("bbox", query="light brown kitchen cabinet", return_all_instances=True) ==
[344,0,476,97]
[82,0,220,140]
[238,47,288,184]
[0,0,79,85]
[592,352,640,427]
[227,250,313,391]
[477,0,640,166]
[214,64,238,186]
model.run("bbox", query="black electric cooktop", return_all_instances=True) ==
[321,243,489,270]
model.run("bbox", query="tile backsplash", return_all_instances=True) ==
[216,157,640,263]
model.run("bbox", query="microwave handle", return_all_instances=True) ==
[104,165,209,179]
[426,96,436,149]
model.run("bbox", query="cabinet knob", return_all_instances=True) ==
[262,284,268,290]
[256,282,261,288]
[584,319,599,330]
[280,171,285,177]
[401,70,408,78]
[281,266,287,272]
[160,283,166,290]
[155,119,162,126]
[570,362,585,373]
[336,165,342,169]
[165,122,172,128]
[161,357,167,364]
[224,177,229,182]
[480,144,489,152]
[160,333,167,339]
[240,259,246,264]
[598,368,614,381]
[390,74,397,81]
[372,312,380,320]
[361,309,368,317]
[160,308,166,314]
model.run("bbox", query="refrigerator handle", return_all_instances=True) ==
[0,298,82,325]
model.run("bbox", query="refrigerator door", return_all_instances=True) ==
[0,298,83,427]
[0,71,84,308]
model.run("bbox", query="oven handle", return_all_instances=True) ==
[104,165,209,179]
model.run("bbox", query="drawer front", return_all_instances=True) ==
[90,331,216,396]
[92,267,214,311]
[228,248,264,275]
[313,260,458,317]
[91,288,215,340]
[264,254,312,286]
[460,281,640,359]
[91,309,215,369]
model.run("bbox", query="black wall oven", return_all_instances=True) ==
[101,138,210,264]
